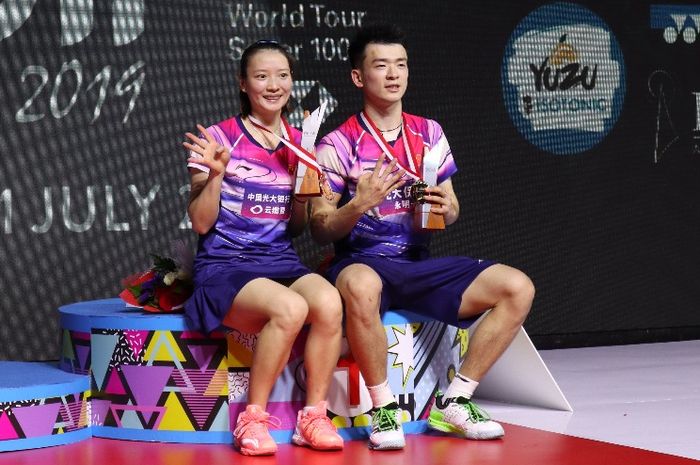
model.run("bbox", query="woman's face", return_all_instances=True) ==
[240,49,293,119]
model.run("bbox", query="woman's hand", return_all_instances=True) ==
[183,124,230,176]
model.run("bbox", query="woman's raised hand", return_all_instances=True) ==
[183,124,231,175]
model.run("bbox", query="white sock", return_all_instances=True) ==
[444,373,479,400]
[366,379,396,408]
[302,399,325,414]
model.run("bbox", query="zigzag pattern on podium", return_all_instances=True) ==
[89,328,230,433]
[0,391,90,441]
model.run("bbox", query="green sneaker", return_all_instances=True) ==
[368,402,405,450]
[428,392,504,440]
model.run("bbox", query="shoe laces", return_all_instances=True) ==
[234,410,282,438]
[455,397,491,423]
[372,406,400,433]
[300,410,338,438]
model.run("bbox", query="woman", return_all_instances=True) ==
[182,40,343,455]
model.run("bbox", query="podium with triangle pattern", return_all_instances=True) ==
[0,298,568,451]
[57,299,471,443]
[0,362,90,452]
[59,299,232,443]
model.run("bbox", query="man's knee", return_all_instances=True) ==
[337,265,382,300]
[502,270,535,321]
[336,264,383,318]
[507,271,535,303]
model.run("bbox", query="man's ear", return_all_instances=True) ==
[350,69,363,88]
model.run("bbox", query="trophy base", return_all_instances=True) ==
[294,166,322,197]
[414,208,445,230]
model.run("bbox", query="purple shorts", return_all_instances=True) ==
[326,256,496,328]
[184,260,310,334]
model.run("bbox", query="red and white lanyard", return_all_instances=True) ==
[247,116,319,172]
[359,111,422,181]
[248,115,333,198]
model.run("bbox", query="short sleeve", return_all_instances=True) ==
[427,120,458,184]
[315,132,352,194]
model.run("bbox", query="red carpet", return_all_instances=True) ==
[0,423,696,465]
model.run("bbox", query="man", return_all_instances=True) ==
[310,22,535,450]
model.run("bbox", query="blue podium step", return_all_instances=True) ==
[0,361,90,452]
[59,299,233,443]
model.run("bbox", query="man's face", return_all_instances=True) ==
[352,43,409,106]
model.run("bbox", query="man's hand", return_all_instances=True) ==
[354,153,406,212]
[422,186,452,215]
[422,180,460,225]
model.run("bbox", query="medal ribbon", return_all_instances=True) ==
[248,115,334,199]
[359,111,423,181]
[248,116,321,173]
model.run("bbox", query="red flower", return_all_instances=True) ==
[150,283,191,313]
[119,250,194,313]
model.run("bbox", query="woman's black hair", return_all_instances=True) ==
[239,40,296,116]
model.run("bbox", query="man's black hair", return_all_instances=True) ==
[348,22,407,69]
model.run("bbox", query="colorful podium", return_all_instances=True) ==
[60,299,231,443]
[57,299,469,444]
[1,299,568,452]
[0,362,90,452]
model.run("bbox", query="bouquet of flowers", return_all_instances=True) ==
[119,241,194,313]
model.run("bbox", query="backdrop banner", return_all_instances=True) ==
[1,0,699,359]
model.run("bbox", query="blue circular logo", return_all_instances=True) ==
[501,2,626,155]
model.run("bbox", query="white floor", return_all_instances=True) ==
[475,340,700,461]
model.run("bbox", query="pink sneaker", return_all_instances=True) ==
[233,405,281,456]
[292,401,344,450]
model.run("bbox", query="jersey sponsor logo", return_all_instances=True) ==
[379,185,414,216]
[241,186,291,220]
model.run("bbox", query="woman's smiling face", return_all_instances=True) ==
[240,49,293,119]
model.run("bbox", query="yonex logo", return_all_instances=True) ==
[650,5,700,44]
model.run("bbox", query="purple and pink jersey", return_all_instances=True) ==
[187,115,304,270]
[316,112,457,261]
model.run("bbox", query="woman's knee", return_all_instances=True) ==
[310,286,343,326]
[270,293,309,335]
